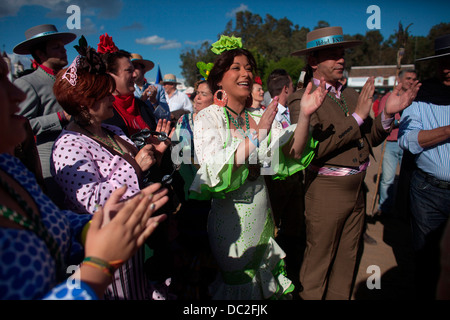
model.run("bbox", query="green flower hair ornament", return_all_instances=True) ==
[211,35,243,55]
[196,61,214,80]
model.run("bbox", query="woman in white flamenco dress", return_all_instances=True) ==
[188,39,326,300]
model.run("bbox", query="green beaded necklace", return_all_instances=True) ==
[225,106,250,134]
[225,106,261,181]
[327,92,349,116]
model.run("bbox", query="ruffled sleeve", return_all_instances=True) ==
[189,106,317,200]
[262,123,317,181]
[189,106,247,200]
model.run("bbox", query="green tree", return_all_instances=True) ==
[180,41,216,87]
[179,12,449,87]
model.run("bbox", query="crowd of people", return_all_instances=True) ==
[0,22,449,301]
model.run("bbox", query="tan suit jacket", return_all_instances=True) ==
[288,85,390,168]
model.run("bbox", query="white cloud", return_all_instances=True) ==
[226,4,249,18]
[136,35,181,50]
[136,35,167,45]
[159,41,182,50]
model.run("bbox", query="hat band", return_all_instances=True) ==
[307,35,344,49]
[29,30,58,40]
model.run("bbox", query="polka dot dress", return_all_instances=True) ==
[51,124,140,214]
[51,124,160,300]
[0,153,93,299]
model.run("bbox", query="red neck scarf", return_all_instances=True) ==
[113,94,149,136]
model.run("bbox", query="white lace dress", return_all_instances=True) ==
[189,105,316,300]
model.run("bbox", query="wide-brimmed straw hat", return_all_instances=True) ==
[130,53,155,72]
[161,74,180,84]
[416,34,450,61]
[13,24,77,55]
[291,26,362,56]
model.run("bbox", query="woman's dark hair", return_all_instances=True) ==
[101,49,132,75]
[54,67,116,126]
[207,48,257,94]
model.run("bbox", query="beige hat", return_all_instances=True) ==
[291,26,362,56]
[161,73,180,84]
[130,53,154,73]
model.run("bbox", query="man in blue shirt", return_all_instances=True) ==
[131,53,171,121]
[398,33,450,299]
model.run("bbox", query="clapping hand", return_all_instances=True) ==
[384,80,421,117]
[355,77,375,120]
[87,183,169,262]
[256,96,279,141]
[100,183,169,227]
[299,78,327,118]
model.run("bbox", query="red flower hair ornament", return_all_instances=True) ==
[254,76,262,85]
[97,33,119,54]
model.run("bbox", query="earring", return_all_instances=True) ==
[214,89,228,107]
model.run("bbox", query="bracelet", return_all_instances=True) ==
[82,256,123,277]
[247,130,260,148]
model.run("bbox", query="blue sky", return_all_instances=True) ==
[1,0,448,83]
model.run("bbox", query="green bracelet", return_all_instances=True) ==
[83,256,123,275]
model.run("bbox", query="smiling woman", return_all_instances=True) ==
[50,37,172,300]
[188,36,327,300]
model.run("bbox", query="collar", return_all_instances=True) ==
[39,64,56,76]
[313,78,343,99]
[269,99,288,114]
[276,102,288,114]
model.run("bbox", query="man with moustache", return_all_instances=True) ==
[13,24,76,207]
[288,26,420,300]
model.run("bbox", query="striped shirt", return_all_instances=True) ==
[398,100,450,182]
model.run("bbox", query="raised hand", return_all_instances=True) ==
[256,96,279,141]
[385,80,421,117]
[148,119,175,156]
[300,79,327,118]
[354,77,375,120]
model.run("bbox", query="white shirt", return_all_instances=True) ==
[165,89,193,114]
[268,100,291,129]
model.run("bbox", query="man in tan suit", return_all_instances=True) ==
[288,26,420,300]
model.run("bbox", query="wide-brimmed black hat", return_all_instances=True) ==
[416,34,450,61]
[291,26,362,56]
[13,24,77,55]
